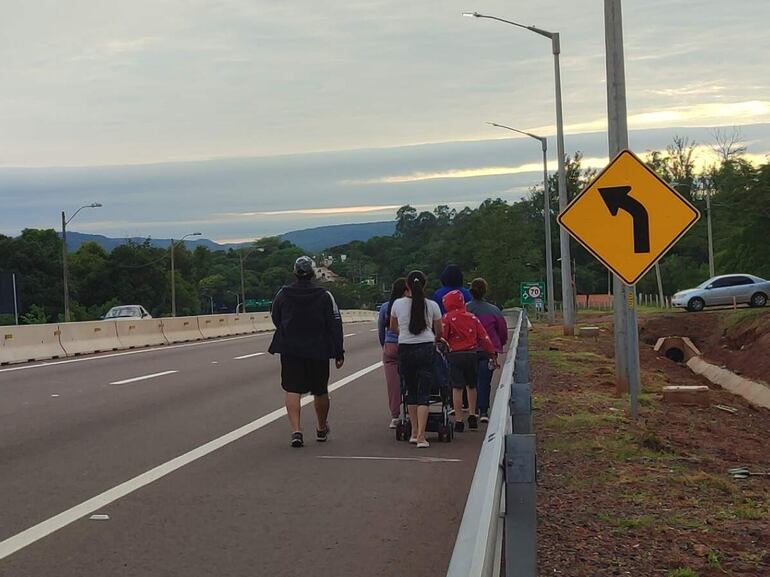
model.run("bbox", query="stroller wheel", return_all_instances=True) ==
[395,422,405,441]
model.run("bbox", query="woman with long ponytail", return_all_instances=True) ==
[389,270,443,448]
[378,278,408,428]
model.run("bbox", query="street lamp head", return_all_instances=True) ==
[192,232,202,236]
[462,12,481,18]
[90,203,103,208]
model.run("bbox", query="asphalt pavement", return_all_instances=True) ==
[0,322,497,576]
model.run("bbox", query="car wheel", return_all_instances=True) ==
[686,297,705,312]
[750,292,768,308]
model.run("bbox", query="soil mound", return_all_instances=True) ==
[639,309,770,384]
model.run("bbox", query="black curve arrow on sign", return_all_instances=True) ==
[598,186,650,253]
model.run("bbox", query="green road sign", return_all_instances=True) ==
[245,298,271,312]
[520,282,546,306]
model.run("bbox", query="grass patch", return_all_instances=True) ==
[735,500,767,520]
[665,515,703,530]
[597,512,655,529]
[706,550,722,571]
[675,471,736,495]
[530,350,612,376]
[542,411,625,432]
[668,569,699,577]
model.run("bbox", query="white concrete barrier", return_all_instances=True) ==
[116,319,168,349]
[199,314,233,339]
[231,315,257,335]
[0,324,67,365]
[251,312,274,332]
[160,316,204,344]
[341,309,377,323]
[59,321,122,356]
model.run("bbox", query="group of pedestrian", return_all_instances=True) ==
[378,265,508,447]
[268,256,506,449]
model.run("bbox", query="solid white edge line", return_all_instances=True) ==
[109,370,179,385]
[0,333,270,374]
[0,361,383,561]
[233,352,266,360]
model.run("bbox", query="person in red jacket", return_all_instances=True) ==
[441,290,498,431]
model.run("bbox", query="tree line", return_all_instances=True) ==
[1,134,767,324]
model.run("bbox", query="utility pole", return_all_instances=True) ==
[61,211,70,322]
[706,191,715,277]
[605,0,640,416]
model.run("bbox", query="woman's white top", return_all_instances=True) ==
[390,297,442,344]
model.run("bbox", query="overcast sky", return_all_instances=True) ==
[1,0,769,241]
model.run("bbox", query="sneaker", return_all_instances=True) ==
[290,432,304,448]
[454,420,465,433]
[316,424,330,442]
[416,440,430,449]
[479,411,489,423]
[468,415,478,430]
[409,437,418,444]
[389,418,400,429]
[448,408,455,416]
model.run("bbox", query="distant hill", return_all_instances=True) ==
[280,221,395,252]
[61,221,396,253]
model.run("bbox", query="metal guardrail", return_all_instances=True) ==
[446,308,536,577]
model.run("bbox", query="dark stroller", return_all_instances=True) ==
[395,342,454,442]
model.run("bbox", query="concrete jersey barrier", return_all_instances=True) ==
[231,315,257,336]
[251,312,273,332]
[0,324,67,365]
[59,321,122,356]
[160,316,204,343]
[116,319,168,349]
[341,310,377,323]
[199,314,233,339]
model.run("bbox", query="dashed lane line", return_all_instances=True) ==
[109,370,179,385]
[344,333,357,338]
[0,361,383,561]
[233,352,266,360]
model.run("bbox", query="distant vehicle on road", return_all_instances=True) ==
[672,274,769,312]
[101,305,153,320]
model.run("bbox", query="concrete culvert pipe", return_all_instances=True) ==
[665,347,685,363]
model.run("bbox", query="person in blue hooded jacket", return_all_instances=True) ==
[432,264,472,315]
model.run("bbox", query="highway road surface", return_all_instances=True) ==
[0,321,502,576]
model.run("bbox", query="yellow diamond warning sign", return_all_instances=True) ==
[557,149,700,285]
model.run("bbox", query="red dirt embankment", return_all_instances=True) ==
[639,309,770,384]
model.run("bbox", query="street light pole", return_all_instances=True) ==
[464,12,575,335]
[239,246,265,313]
[706,190,715,278]
[61,203,103,322]
[487,122,556,322]
[170,232,202,317]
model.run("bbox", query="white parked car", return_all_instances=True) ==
[102,305,153,320]
[672,274,770,312]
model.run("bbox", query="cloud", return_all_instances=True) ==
[231,205,403,217]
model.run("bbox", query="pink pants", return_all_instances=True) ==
[382,343,401,418]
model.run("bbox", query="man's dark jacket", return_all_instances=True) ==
[268,279,344,360]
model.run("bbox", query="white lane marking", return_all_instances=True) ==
[0,361,383,560]
[318,456,461,463]
[109,370,178,385]
[344,333,357,338]
[369,328,378,332]
[233,352,265,360]
[0,333,270,374]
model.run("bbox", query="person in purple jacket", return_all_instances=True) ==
[466,277,508,422]
[377,278,408,429]
[432,264,472,315]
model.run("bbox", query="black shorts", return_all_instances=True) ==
[280,353,330,396]
[448,351,478,390]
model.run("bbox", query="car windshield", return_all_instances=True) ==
[105,307,140,318]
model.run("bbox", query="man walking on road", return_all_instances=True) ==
[269,256,345,447]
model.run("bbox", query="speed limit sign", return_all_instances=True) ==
[520,281,546,305]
